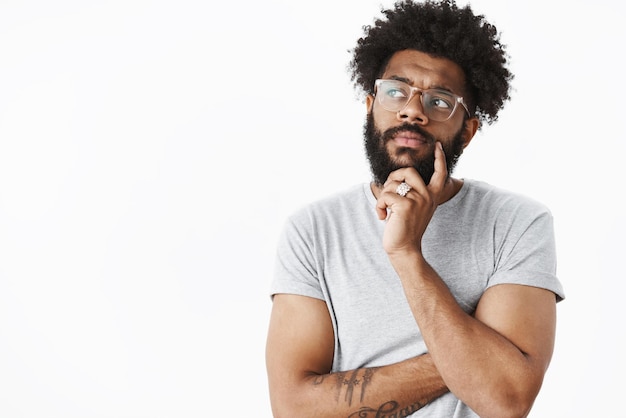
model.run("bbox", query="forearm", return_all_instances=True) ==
[391,252,541,417]
[269,353,448,418]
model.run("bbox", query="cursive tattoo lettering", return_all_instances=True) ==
[347,400,425,418]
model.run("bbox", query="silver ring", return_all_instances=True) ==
[396,182,411,197]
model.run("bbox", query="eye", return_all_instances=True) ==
[430,97,451,109]
[426,93,454,110]
[385,87,408,99]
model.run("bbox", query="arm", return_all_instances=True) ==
[393,256,555,418]
[376,143,557,418]
[266,293,449,418]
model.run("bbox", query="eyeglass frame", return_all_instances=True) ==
[373,78,471,121]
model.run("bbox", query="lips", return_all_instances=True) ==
[391,130,429,148]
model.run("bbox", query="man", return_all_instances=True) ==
[265,1,565,417]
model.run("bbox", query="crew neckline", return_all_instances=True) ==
[363,179,471,210]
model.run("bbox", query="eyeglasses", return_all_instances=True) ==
[374,79,470,122]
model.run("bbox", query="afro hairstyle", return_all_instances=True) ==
[349,0,513,126]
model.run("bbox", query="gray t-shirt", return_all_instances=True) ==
[270,179,565,417]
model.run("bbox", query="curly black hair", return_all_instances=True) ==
[349,0,513,126]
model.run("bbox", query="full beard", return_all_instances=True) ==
[364,112,466,186]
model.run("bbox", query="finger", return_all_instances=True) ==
[429,141,448,191]
[375,188,397,220]
[375,198,389,220]
[376,179,410,219]
[384,167,426,191]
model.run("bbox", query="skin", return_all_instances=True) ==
[266,50,557,418]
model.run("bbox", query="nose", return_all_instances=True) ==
[397,93,429,125]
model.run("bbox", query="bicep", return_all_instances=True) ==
[475,284,557,371]
[266,294,335,385]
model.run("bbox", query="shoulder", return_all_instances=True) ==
[462,179,552,218]
[275,183,374,267]
[288,183,371,224]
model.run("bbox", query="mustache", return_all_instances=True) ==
[381,123,435,144]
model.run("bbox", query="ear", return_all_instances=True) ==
[366,94,375,113]
[461,117,480,149]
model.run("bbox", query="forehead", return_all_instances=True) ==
[381,49,467,94]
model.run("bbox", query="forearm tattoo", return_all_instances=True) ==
[330,368,377,406]
[310,367,425,417]
[347,400,424,418]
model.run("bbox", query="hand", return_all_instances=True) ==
[375,142,450,255]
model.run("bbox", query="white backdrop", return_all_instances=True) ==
[0,0,623,416]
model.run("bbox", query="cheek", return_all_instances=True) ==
[371,106,396,131]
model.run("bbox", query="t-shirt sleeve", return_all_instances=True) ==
[488,205,565,301]
[269,212,325,301]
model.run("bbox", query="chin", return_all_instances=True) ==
[390,147,429,167]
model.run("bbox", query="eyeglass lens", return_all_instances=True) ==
[376,80,458,121]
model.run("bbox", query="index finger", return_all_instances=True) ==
[428,141,448,192]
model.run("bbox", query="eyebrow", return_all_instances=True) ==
[388,75,456,95]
